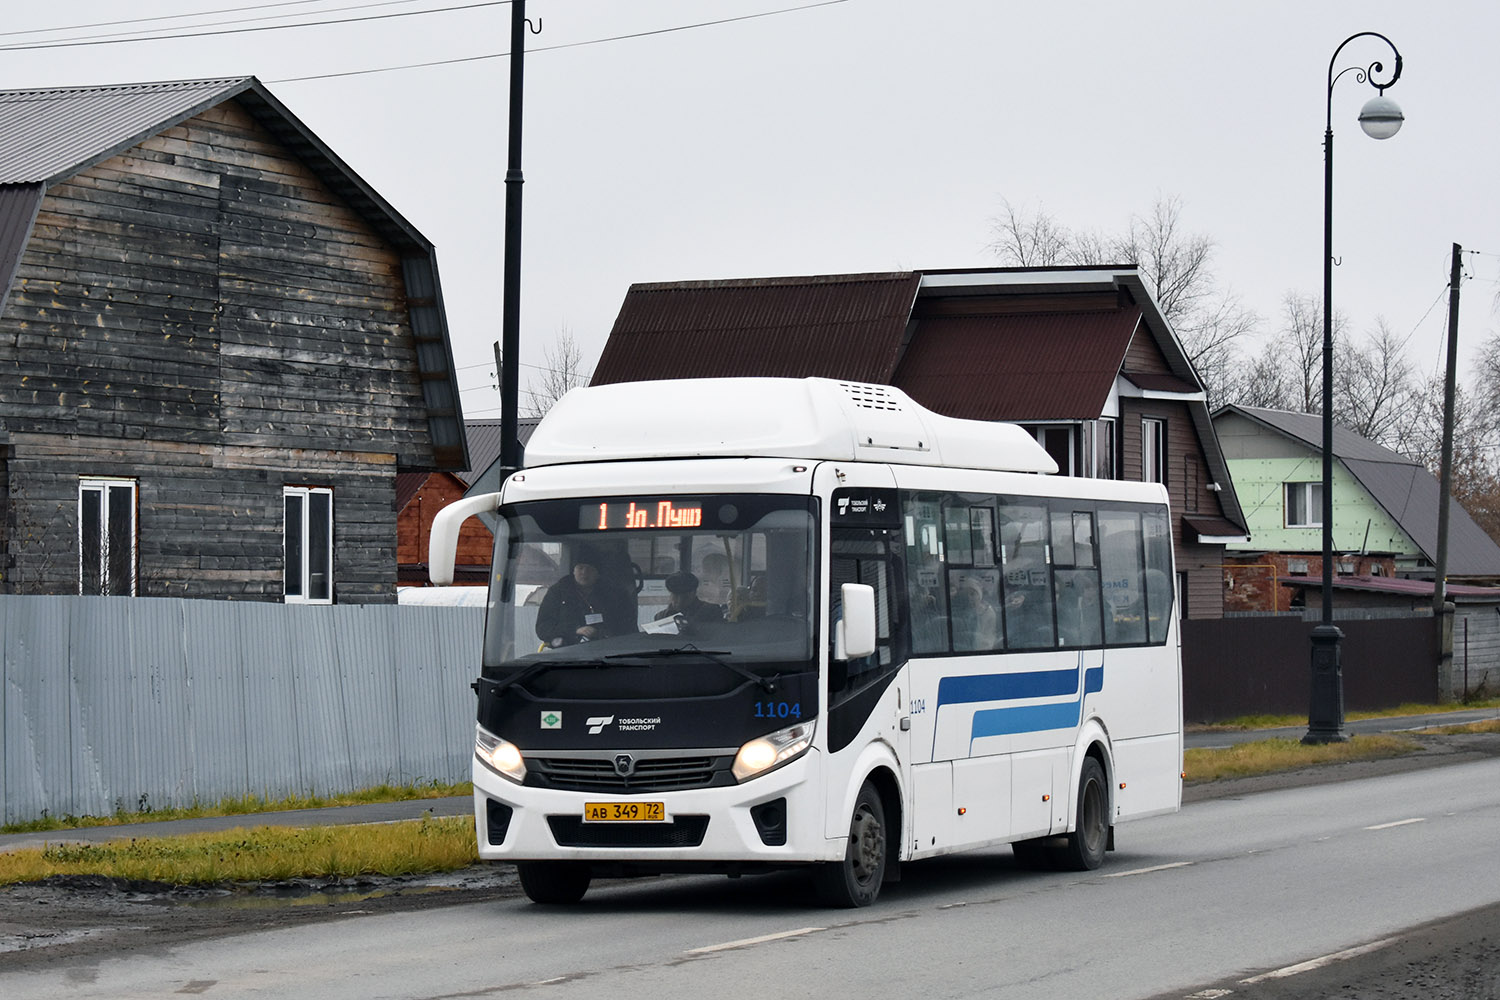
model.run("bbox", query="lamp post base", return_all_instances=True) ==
[1303,623,1349,744]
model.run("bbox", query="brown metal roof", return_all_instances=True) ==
[891,308,1141,420]
[591,272,921,386]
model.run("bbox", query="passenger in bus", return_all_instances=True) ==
[653,571,725,625]
[535,557,636,647]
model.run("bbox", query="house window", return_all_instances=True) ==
[1030,425,1078,476]
[1287,558,1309,576]
[79,478,137,596]
[1285,482,1322,528]
[1141,418,1166,484]
[285,487,333,604]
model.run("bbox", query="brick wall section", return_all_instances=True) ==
[397,472,494,584]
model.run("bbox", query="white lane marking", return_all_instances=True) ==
[1103,861,1193,878]
[686,926,825,955]
[1186,990,1235,999]
[1239,936,1400,983]
[1365,817,1426,831]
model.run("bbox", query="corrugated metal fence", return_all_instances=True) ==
[1182,612,1438,723]
[1,596,483,826]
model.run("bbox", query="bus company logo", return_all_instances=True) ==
[586,715,614,735]
[540,711,562,730]
[837,498,851,515]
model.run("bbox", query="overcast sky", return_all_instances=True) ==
[3,0,1496,420]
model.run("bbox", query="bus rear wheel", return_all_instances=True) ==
[517,861,591,904]
[813,781,886,908]
[1054,756,1109,871]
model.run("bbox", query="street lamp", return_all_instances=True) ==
[1305,33,1404,745]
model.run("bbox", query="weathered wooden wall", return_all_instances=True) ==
[0,100,436,602]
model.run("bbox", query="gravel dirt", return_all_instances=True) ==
[3,731,1499,983]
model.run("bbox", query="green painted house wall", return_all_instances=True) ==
[1224,454,1416,558]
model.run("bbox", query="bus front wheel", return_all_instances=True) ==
[813,781,886,907]
[1054,756,1109,871]
[517,861,591,904]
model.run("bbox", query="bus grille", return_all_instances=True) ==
[526,755,734,793]
[547,815,709,848]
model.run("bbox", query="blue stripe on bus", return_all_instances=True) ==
[968,666,1104,740]
[936,667,1079,705]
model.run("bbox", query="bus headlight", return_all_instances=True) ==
[733,719,816,782]
[475,725,526,783]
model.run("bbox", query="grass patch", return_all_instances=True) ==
[0,780,472,836]
[1192,699,1500,732]
[1185,733,1419,783]
[0,815,479,887]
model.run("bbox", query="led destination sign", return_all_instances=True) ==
[584,500,705,530]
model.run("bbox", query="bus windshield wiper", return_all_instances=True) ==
[605,645,778,693]
[483,656,612,695]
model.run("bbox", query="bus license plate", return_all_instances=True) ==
[583,801,667,823]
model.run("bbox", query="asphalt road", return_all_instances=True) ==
[2,708,1491,855]
[4,753,1499,999]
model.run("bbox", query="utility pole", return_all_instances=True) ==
[498,0,532,477]
[1433,243,1463,614]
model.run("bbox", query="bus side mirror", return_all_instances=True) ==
[836,583,877,661]
[429,493,500,585]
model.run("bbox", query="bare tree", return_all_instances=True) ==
[1335,316,1416,444]
[522,329,590,418]
[1398,378,1500,543]
[986,198,1075,267]
[987,194,1259,406]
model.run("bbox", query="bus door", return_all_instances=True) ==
[817,468,906,839]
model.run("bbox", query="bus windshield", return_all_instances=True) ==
[482,493,818,678]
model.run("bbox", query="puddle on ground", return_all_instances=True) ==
[180,869,515,911]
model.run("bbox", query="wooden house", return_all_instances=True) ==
[0,78,466,603]
[590,267,1248,617]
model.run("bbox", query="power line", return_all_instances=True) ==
[0,0,342,38]
[0,1,506,52]
[271,0,850,83]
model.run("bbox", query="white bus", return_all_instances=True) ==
[431,377,1182,907]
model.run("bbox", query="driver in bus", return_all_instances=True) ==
[653,571,725,625]
[535,556,636,648]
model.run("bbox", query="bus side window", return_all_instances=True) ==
[1052,506,1103,648]
[904,494,950,654]
[1099,508,1147,645]
[998,501,1054,649]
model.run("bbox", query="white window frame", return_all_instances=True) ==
[284,486,334,604]
[1141,418,1166,484]
[1285,482,1322,528]
[79,477,138,596]
[1092,418,1117,479]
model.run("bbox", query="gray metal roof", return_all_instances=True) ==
[1216,405,1500,577]
[0,78,249,183]
[0,77,468,471]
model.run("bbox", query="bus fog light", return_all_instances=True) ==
[475,725,526,783]
[733,720,816,782]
